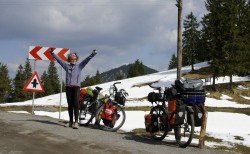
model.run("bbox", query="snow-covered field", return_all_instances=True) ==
[1,62,250,149]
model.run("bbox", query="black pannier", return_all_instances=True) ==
[193,103,204,127]
[174,100,186,125]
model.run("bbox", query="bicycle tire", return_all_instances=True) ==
[174,110,194,148]
[149,106,168,141]
[95,103,126,132]
[79,101,95,126]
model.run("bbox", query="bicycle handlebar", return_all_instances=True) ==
[113,82,121,92]
[148,84,163,91]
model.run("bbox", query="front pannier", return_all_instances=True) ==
[101,103,117,128]
[144,114,159,132]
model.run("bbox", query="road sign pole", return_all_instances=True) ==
[32,60,36,114]
[32,92,35,114]
[59,67,63,119]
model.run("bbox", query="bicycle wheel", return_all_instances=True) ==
[95,103,126,132]
[149,106,168,141]
[79,101,95,126]
[174,110,194,148]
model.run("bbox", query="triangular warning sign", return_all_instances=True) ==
[23,72,45,92]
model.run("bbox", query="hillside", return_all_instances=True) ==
[100,64,157,83]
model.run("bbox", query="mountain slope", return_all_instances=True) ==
[100,64,158,83]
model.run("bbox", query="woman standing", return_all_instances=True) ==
[51,49,97,129]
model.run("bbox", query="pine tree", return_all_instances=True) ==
[128,59,145,78]
[236,0,250,76]
[182,12,201,71]
[24,58,33,100]
[81,75,95,87]
[0,62,11,103]
[202,0,250,90]
[168,54,178,70]
[37,71,53,97]
[47,61,60,94]
[94,70,102,85]
[11,65,27,102]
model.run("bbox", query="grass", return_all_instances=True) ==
[206,106,250,116]
[0,106,68,113]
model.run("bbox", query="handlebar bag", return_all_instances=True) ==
[115,92,126,105]
[147,92,160,102]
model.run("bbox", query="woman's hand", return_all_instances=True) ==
[50,48,54,54]
[91,49,97,56]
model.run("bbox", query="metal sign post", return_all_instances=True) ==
[32,60,36,114]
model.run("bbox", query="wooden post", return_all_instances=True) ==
[176,0,183,79]
[198,107,208,148]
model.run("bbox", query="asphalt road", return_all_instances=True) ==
[0,111,231,154]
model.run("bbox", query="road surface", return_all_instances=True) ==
[0,111,231,154]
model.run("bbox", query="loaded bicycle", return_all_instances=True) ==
[95,82,128,131]
[79,82,128,132]
[145,79,206,148]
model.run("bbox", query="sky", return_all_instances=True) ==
[1,62,250,149]
[0,0,207,79]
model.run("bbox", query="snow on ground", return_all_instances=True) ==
[2,62,250,149]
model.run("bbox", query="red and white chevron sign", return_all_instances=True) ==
[29,46,70,61]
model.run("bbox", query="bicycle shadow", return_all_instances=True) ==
[121,132,198,148]
[122,132,178,147]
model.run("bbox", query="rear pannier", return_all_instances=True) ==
[182,91,206,106]
[175,79,206,106]
[168,99,186,125]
